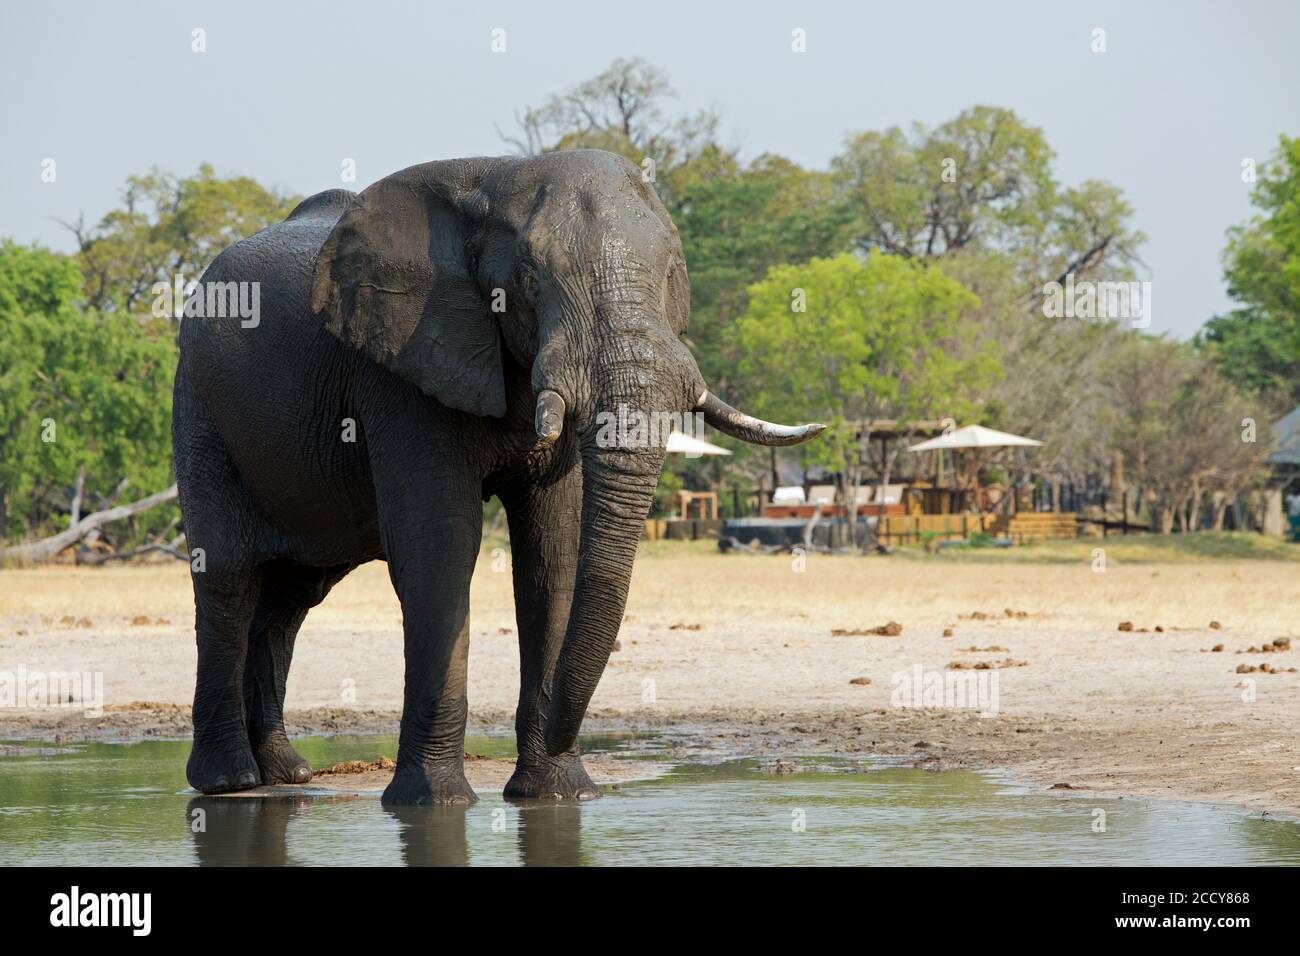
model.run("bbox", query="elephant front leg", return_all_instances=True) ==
[500,460,600,801]
[382,511,482,807]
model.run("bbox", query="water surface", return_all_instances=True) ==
[2,735,1296,866]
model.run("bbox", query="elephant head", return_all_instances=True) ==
[311,150,823,758]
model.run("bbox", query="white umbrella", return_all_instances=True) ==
[665,430,732,456]
[907,424,1041,514]
[907,424,1043,452]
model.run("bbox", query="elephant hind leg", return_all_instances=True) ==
[176,368,266,793]
[188,564,263,794]
[243,560,355,785]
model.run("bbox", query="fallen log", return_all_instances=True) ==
[3,484,179,564]
[76,542,189,566]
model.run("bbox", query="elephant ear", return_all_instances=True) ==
[311,167,506,418]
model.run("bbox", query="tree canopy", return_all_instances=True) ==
[832,107,1145,294]
[65,163,299,314]
[2,165,297,551]
[1198,136,1300,408]
[0,59,1286,548]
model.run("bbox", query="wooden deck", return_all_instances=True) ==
[876,512,1079,546]
[647,511,1080,546]
[988,512,1079,541]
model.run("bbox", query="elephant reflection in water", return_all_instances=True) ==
[186,796,585,866]
[186,795,313,866]
[514,804,584,867]
[384,806,470,866]
[386,803,584,866]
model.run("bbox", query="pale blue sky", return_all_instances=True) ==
[2,0,1297,338]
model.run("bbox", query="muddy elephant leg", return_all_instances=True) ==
[243,561,355,785]
[500,454,599,801]
[188,564,263,794]
[374,459,482,807]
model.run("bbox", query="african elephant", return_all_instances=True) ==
[172,150,822,805]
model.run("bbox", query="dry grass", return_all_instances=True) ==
[2,538,1296,636]
[623,545,1299,634]
[0,562,196,619]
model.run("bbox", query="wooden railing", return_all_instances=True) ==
[875,514,998,546]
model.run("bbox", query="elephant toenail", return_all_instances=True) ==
[292,766,312,784]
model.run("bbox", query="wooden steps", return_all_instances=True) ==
[990,512,1079,540]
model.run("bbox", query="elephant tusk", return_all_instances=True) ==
[535,389,565,443]
[695,390,825,447]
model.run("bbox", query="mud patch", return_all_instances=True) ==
[832,621,903,637]
[209,753,669,797]
[948,658,1029,670]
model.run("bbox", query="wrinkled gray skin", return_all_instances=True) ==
[173,150,822,805]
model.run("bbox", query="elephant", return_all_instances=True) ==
[172,149,823,805]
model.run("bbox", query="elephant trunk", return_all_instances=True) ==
[537,308,825,757]
[542,351,667,757]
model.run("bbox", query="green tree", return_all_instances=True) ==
[732,252,999,508]
[1198,135,1300,407]
[4,165,298,555]
[1102,334,1269,533]
[64,163,300,313]
[501,57,733,209]
[0,242,79,539]
[0,242,176,546]
[832,106,1144,294]
[675,155,851,389]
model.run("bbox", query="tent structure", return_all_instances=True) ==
[907,425,1043,513]
[665,430,732,457]
[1270,406,1300,468]
[907,425,1043,452]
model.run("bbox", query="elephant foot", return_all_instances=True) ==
[381,759,478,807]
[187,736,262,794]
[252,732,313,785]
[504,753,601,802]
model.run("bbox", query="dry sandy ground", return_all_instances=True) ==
[1,550,1297,816]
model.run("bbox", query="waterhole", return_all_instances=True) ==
[2,734,1296,866]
